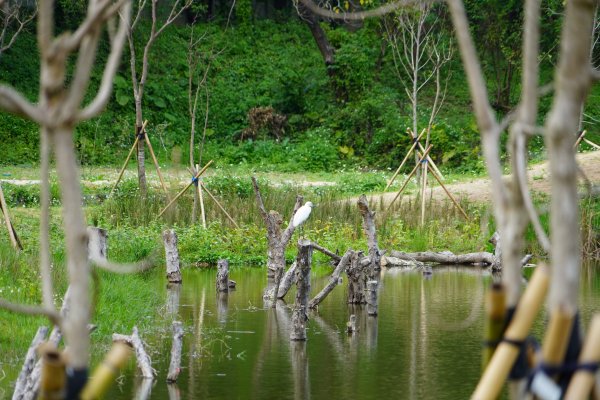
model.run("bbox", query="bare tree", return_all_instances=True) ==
[0,0,131,391]
[127,0,192,195]
[0,0,37,59]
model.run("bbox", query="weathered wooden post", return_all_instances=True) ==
[163,230,182,283]
[346,251,367,304]
[87,227,107,262]
[366,280,378,316]
[216,259,229,292]
[291,239,312,341]
[166,321,184,383]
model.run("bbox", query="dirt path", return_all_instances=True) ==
[373,150,600,205]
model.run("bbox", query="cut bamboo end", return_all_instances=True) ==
[472,265,549,400]
[38,343,66,400]
[81,342,133,400]
[564,314,600,400]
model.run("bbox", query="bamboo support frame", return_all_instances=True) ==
[540,308,574,377]
[80,342,132,400]
[158,160,213,218]
[482,283,506,370]
[427,163,470,220]
[0,183,22,250]
[472,265,549,400]
[573,129,587,148]
[38,344,66,400]
[407,128,445,179]
[582,137,600,150]
[385,129,426,191]
[110,120,148,195]
[564,314,600,400]
[420,160,428,226]
[387,145,433,210]
[196,164,207,228]
[144,131,169,195]
[200,183,240,228]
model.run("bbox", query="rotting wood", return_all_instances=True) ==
[163,230,182,283]
[112,327,155,379]
[216,259,229,292]
[309,250,352,309]
[388,250,495,266]
[87,226,107,262]
[12,327,48,400]
[271,262,296,300]
[357,195,381,281]
[166,321,184,383]
[310,241,342,263]
[291,239,312,341]
[366,280,378,316]
[251,177,303,301]
[346,251,367,304]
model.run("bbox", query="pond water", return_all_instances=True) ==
[97,263,600,400]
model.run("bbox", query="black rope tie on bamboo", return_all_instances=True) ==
[66,368,88,400]
[136,126,145,141]
[413,136,418,143]
[505,306,529,380]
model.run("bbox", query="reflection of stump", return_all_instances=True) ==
[216,259,229,292]
[291,239,312,341]
[163,230,182,283]
[366,280,378,316]
[346,251,367,304]
[217,291,228,323]
[347,315,357,334]
[166,283,181,316]
[290,340,310,400]
[87,226,107,261]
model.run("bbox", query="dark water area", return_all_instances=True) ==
[4,264,600,399]
[102,263,600,400]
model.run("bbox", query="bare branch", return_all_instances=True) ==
[39,127,54,310]
[79,1,132,120]
[0,0,37,55]
[296,0,419,21]
[91,255,157,274]
[0,85,43,123]
[0,298,62,326]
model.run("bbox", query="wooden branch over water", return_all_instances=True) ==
[309,250,352,309]
[113,327,155,379]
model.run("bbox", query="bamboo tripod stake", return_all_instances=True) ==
[472,265,549,400]
[564,314,600,399]
[196,164,207,228]
[0,183,22,250]
[111,120,148,195]
[407,128,444,180]
[199,183,239,228]
[387,145,433,210]
[158,160,213,218]
[426,163,469,220]
[385,129,426,191]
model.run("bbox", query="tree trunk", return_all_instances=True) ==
[12,327,49,400]
[291,239,311,341]
[357,195,381,281]
[346,251,367,304]
[216,259,229,292]
[136,120,147,197]
[163,230,182,283]
[366,280,378,316]
[112,327,155,379]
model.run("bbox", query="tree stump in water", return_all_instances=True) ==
[291,239,312,341]
[366,280,378,316]
[346,251,367,304]
[166,321,184,383]
[87,226,107,261]
[216,259,229,292]
[163,230,182,283]
[357,195,381,281]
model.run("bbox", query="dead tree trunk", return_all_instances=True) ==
[12,327,49,400]
[309,250,352,309]
[366,280,378,316]
[357,195,381,280]
[276,262,297,300]
[112,327,155,379]
[251,177,303,300]
[166,321,184,383]
[346,251,367,304]
[216,259,229,292]
[87,227,107,262]
[291,239,312,341]
[163,230,182,283]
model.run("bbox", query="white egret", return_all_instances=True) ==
[292,201,314,228]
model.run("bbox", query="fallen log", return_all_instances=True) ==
[12,327,49,400]
[112,327,155,379]
[388,250,495,266]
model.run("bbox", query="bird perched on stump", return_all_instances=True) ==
[293,201,314,228]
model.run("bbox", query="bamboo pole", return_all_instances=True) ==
[38,344,66,400]
[110,120,148,195]
[427,163,470,220]
[196,164,207,228]
[200,183,240,228]
[472,265,549,400]
[0,183,21,250]
[408,128,445,179]
[582,137,600,150]
[420,161,428,226]
[144,130,169,195]
[385,129,426,191]
[540,307,574,377]
[158,160,213,218]
[573,129,587,148]
[482,283,506,370]
[387,145,433,210]
[80,342,132,400]
[564,314,600,400]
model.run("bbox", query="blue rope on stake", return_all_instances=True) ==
[191,176,199,186]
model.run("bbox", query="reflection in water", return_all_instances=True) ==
[217,291,228,324]
[167,383,180,400]
[134,377,152,400]
[166,283,181,317]
[291,341,310,400]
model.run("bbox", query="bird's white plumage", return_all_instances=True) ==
[293,201,314,228]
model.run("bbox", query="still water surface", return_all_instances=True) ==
[96,263,600,400]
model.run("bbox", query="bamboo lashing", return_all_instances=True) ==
[407,128,445,180]
[426,163,470,220]
[471,265,549,400]
[387,145,433,210]
[385,129,426,191]
[540,307,574,377]
[110,120,148,195]
[80,342,132,400]
[564,314,600,399]
[158,160,213,218]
